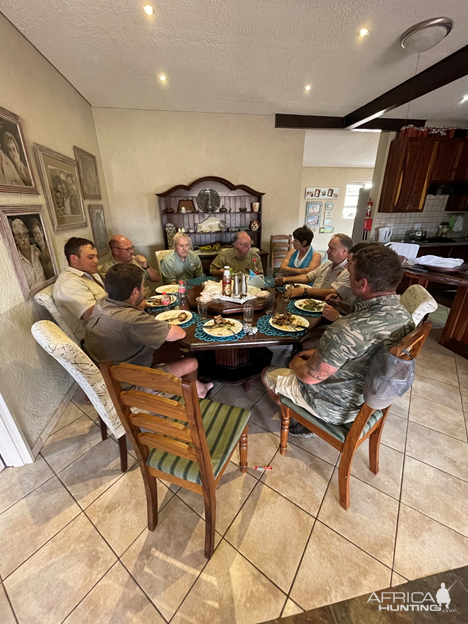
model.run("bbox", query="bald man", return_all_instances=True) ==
[99,235,160,295]
[210,231,264,277]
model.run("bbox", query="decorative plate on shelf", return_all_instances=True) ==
[196,188,220,212]
[250,220,260,231]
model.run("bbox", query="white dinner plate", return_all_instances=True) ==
[146,294,176,306]
[203,318,243,337]
[155,310,193,325]
[155,285,180,294]
[294,298,325,313]
[269,314,309,332]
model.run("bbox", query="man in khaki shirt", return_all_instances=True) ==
[210,231,264,277]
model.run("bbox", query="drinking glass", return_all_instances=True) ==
[196,297,208,321]
[265,293,275,315]
[243,302,255,326]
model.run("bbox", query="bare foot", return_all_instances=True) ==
[196,381,214,398]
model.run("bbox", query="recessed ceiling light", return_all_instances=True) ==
[359,28,370,37]
[159,74,167,82]
[143,5,154,15]
[461,94,468,103]
[304,85,311,91]
[400,17,453,53]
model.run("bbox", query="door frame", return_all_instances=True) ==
[0,392,34,467]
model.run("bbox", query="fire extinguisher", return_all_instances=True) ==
[363,198,373,240]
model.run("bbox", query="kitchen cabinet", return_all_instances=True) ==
[432,139,468,182]
[445,194,468,212]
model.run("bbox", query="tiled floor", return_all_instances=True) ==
[1,309,468,623]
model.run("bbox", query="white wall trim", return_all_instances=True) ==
[0,393,34,467]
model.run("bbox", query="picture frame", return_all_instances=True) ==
[325,210,333,218]
[34,143,86,233]
[305,201,322,227]
[73,146,102,200]
[323,218,333,226]
[88,204,108,257]
[305,187,339,199]
[325,202,334,211]
[0,205,59,299]
[319,226,335,234]
[0,106,38,195]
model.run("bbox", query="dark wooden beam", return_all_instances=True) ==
[344,44,468,128]
[275,114,425,131]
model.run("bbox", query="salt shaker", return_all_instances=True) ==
[232,273,240,298]
[240,273,247,298]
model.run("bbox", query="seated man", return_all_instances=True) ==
[210,231,264,277]
[263,245,414,434]
[99,235,160,296]
[276,233,353,302]
[53,237,106,341]
[85,263,212,398]
[160,232,204,284]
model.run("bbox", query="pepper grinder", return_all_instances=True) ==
[240,273,247,298]
[232,273,240,298]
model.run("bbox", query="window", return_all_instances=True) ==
[342,182,372,220]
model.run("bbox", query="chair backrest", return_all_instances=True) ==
[400,285,438,326]
[270,235,293,269]
[31,320,125,438]
[154,249,173,277]
[100,362,215,488]
[34,285,78,343]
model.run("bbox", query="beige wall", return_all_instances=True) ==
[0,14,111,449]
[299,167,374,252]
[93,108,305,259]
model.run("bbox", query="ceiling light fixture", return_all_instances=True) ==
[461,94,468,103]
[159,74,167,82]
[304,84,311,91]
[400,17,453,53]
[359,28,370,37]
[143,5,154,15]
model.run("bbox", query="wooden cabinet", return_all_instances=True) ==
[432,139,468,182]
[445,194,468,212]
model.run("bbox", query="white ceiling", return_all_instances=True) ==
[1,0,468,119]
[303,130,380,167]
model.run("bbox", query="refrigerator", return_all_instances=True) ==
[351,188,371,242]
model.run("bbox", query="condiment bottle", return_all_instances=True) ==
[222,266,232,296]
[161,292,171,306]
[252,257,259,275]
[178,280,186,304]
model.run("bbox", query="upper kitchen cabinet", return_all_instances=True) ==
[431,139,468,182]
[378,138,438,213]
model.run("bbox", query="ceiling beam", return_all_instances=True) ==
[275,114,425,131]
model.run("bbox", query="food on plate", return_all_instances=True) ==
[255,290,270,298]
[213,315,235,327]
[299,298,325,311]
[177,312,188,322]
[147,296,164,306]
[271,312,305,330]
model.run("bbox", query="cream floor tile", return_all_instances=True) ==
[262,442,334,516]
[350,440,404,500]
[121,496,220,622]
[401,456,468,537]
[231,422,279,479]
[249,393,282,434]
[171,539,285,624]
[318,470,399,567]
[41,416,102,473]
[51,402,89,435]
[85,408,100,425]
[72,387,98,415]
[381,413,408,452]
[391,571,408,587]
[63,562,165,624]
[252,375,265,391]
[419,336,455,357]
[0,584,16,624]
[225,482,313,592]
[411,375,462,411]
[388,392,410,419]
[461,386,468,414]
[86,465,173,557]
[409,395,467,441]
[287,432,340,466]
[282,599,303,617]
[406,422,468,482]
[177,461,257,534]
[0,475,80,579]
[394,504,468,581]
[290,521,391,612]
[415,361,460,388]
[418,349,456,371]
[5,514,116,624]
[59,438,136,509]
[455,354,468,375]
[0,455,54,515]
[209,384,264,411]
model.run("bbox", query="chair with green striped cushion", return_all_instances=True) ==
[100,362,250,560]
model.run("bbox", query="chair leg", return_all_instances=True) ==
[118,435,128,473]
[203,490,216,560]
[99,416,107,441]
[239,426,248,473]
[145,472,159,531]
[338,449,356,511]
[369,422,385,475]
[279,405,290,455]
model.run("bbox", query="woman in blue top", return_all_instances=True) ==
[280,226,321,276]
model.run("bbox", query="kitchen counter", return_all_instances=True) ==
[393,239,468,247]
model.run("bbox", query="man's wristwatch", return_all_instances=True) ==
[302,287,308,297]
[142,265,150,270]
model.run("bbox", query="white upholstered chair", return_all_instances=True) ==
[400,285,438,326]
[154,249,173,278]
[31,320,128,472]
[34,284,78,344]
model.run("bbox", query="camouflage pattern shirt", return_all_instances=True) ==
[298,294,414,425]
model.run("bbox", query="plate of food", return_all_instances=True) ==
[155,310,193,325]
[203,316,243,337]
[146,294,176,306]
[294,298,325,313]
[155,285,180,294]
[269,312,309,332]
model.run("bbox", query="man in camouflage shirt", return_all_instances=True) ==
[263,245,414,430]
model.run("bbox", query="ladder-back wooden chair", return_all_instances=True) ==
[278,321,431,510]
[100,362,251,559]
[270,234,293,273]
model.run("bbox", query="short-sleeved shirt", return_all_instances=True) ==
[298,295,414,425]
[161,250,204,284]
[53,268,106,341]
[85,297,170,367]
[98,256,152,297]
[305,259,352,302]
[20,245,46,289]
[210,247,264,275]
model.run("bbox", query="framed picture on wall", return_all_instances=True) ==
[0,106,38,195]
[305,201,322,227]
[88,204,108,257]
[34,144,86,233]
[325,202,334,210]
[73,146,102,200]
[0,205,58,299]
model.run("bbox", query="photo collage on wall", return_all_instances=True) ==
[304,190,338,233]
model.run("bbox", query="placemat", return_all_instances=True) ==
[256,314,308,337]
[146,301,177,314]
[286,300,323,317]
[194,320,245,342]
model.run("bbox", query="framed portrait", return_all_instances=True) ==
[0,106,38,195]
[319,226,335,234]
[325,202,334,211]
[305,187,339,199]
[0,205,58,299]
[88,204,108,257]
[34,144,86,233]
[305,201,322,228]
[323,218,333,226]
[73,146,101,200]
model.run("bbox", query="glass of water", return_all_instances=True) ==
[243,301,255,326]
[196,297,208,321]
[265,293,275,315]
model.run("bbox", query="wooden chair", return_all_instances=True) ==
[100,362,250,559]
[278,322,432,510]
[270,234,293,272]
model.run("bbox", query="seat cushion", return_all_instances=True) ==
[279,397,382,443]
[146,399,250,485]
